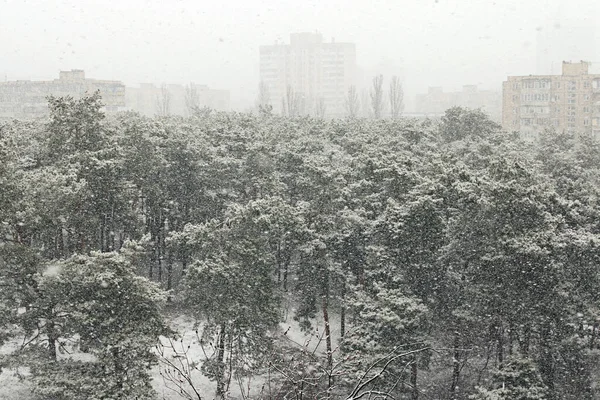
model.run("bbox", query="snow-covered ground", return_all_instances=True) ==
[0,305,341,400]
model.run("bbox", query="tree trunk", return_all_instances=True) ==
[47,317,58,361]
[216,326,227,399]
[539,323,555,398]
[322,295,333,392]
[166,245,173,291]
[520,323,531,356]
[340,281,346,338]
[508,321,514,357]
[100,215,105,252]
[496,321,504,369]
[411,359,419,400]
[450,331,460,398]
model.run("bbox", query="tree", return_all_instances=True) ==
[370,74,385,119]
[5,246,169,399]
[440,106,501,142]
[184,83,200,116]
[389,76,404,119]
[286,85,298,116]
[361,89,371,118]
[315,97,327,119]
[257,80,271,110]
[343,285,430,400]
[345,85,360,118]
[175,201,283,398]
[156,84,171,116]
[471,358,549,400]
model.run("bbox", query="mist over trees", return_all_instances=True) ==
[1,93,600,400]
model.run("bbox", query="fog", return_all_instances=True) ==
[1,0,599,111]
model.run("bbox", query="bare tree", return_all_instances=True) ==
[361,89,371,118]
[280,96,287,116]
[156,83,171,116]
[257,81,273,116]
[184,83,200,116]
[315,97,326,119]
[257,81,271,108]
[295,91,307,116]
[286,85,297,116]
[345,85,360,118]
[389,76,405,119]
[370,74,385,119]
[257,82,273,115]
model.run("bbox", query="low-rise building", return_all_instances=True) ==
[125,83,230,117]
[0,70,125,120]
[415,85,501,122]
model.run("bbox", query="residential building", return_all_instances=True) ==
[125,83,230,117]
[259,32,356,117]
[0,70,125,120]
[415,85,501,121]
[502,61,600,138]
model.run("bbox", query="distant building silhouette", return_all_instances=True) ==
[259,32,356,117]
[125,83,230,117]
[415,85,501,122]
[0,70,125,120]
[503,61,600,139]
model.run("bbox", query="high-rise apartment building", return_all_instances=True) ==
[0,70,125,120]
[259,32,356,117]
[502,61,600,138]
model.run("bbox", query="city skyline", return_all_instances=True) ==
[2,0,599,112]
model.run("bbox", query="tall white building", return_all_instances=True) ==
[259,32,356,117]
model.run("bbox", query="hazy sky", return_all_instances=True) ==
[1,0,599,110]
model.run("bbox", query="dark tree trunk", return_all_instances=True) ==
[322,294,333,394]
[450,331,460,398]
[340,281,346,338]
[496,321,504,369]
[216,325,227,399]
[539,323,555,398]
[411,359,419,400]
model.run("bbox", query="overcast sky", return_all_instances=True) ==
[1,0,599,111]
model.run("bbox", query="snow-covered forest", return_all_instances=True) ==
[2,93,600,399]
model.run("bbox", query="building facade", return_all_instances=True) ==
[502,61,600,138]
[0,70,125,120]
[125,83,230,117]
[415,85,501,121]
[259,32,356,117]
